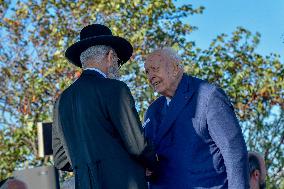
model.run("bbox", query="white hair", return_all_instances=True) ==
[149,47,183,69]
[162,47,182,63]
[80,45,116,68]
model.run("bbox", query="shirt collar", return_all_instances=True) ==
[166,97,171,106]
[84,68,107,78]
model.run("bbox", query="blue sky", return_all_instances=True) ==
[177,0,284,58]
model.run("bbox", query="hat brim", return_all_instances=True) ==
[65,35,133,68]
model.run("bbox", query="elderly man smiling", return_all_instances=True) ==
[143,47,249,189]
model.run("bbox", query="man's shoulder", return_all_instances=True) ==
[103,79,131,94]
[72,76,130,91]
[96,79,135,101]
[189,76,232,107]
[107,79,129,88]
[188,75,217,94]
[57,78,131,107]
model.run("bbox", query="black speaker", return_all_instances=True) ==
[37,122,53,157]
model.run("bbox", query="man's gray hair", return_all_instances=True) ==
[150,47,183,69]
[80,45,116,68]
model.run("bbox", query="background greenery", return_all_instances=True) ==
[0,0,283,188]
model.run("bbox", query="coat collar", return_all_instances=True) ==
[154,74,198,145]
[84,68,107,78]
[81,69,107,79]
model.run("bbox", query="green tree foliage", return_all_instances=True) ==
[0,0,283,187]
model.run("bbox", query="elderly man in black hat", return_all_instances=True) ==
[52,24,156,189]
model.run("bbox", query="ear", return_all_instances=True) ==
[172,63,180,76]
[252,170,261,181]
[106,50,113,66]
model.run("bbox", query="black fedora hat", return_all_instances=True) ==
[65,24,133,68]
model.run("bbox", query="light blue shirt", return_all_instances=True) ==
[166,97,171,106]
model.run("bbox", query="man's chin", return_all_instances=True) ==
[153,88,164,95]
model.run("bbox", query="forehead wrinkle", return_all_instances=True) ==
[147,54,168,65]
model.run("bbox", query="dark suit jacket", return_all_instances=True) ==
[52,70,155,189]
[144,74,249,189]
